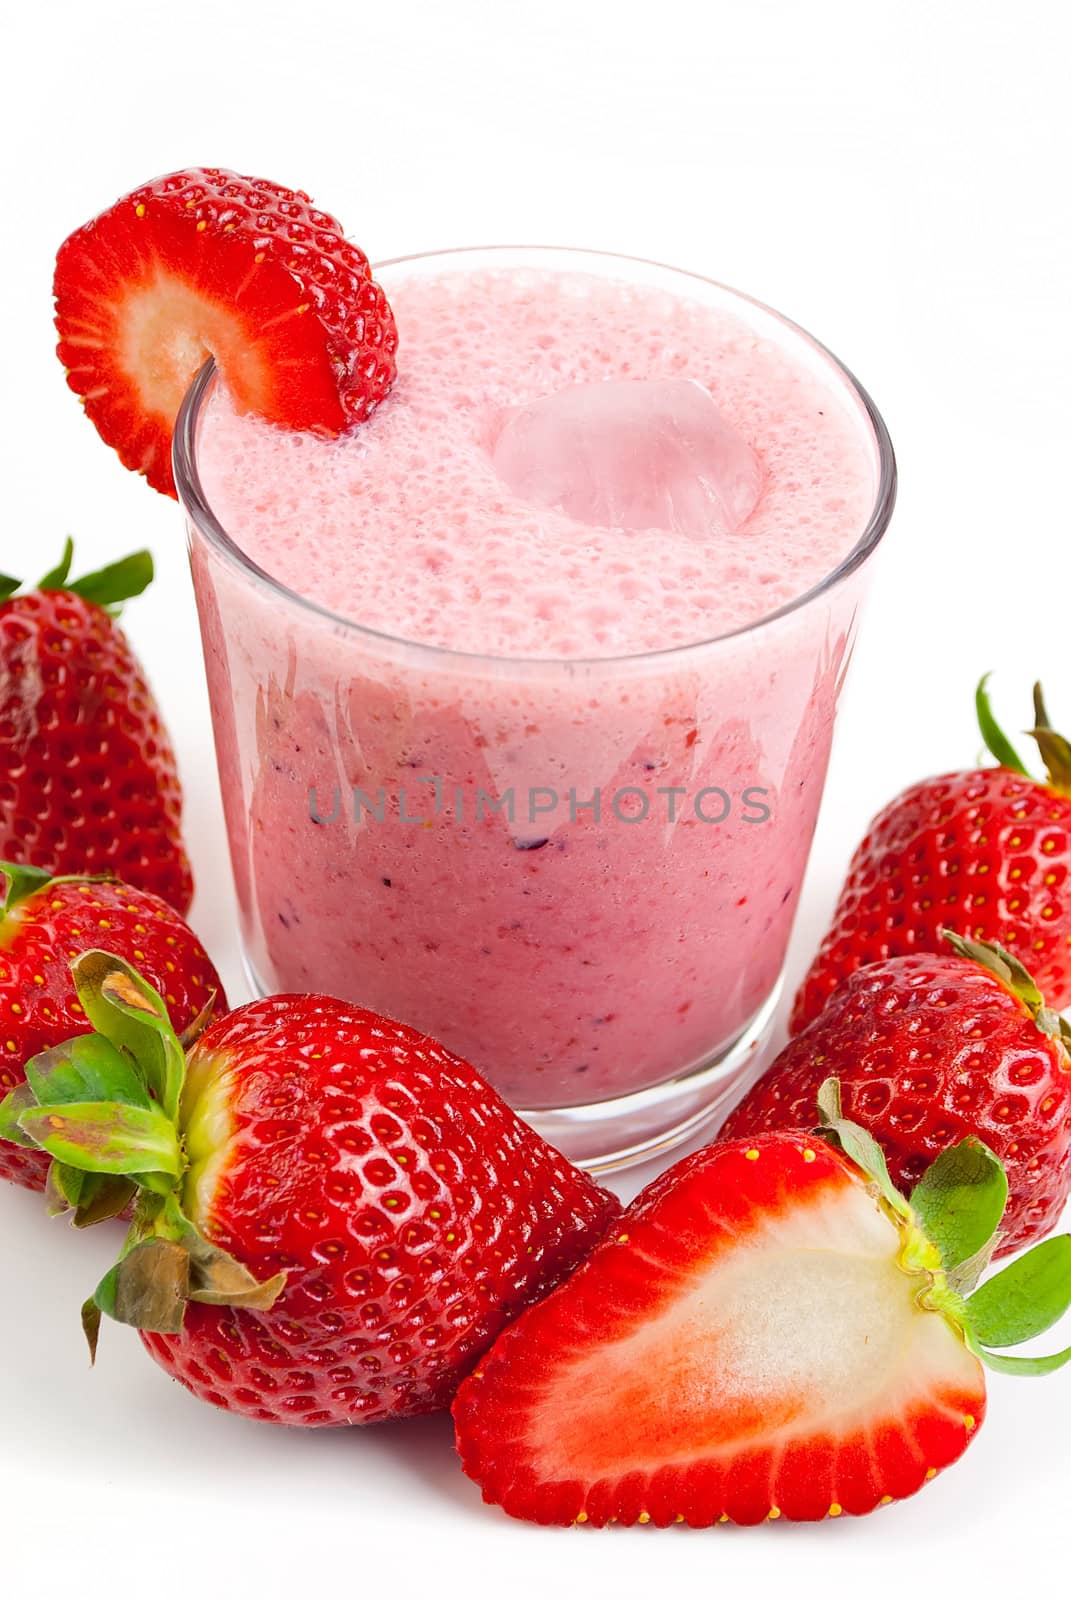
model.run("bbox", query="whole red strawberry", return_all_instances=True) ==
[0,862,224,1198]
[724,936,1071,1254]
[54,167,398,496]
[0,542,192,912]
[454,1093,1071,1526]
[1,957,619,1424]
[792,679,1071,1033]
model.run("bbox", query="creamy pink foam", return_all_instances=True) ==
[197,267,874,657]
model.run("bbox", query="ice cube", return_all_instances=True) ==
[490,377,762,538]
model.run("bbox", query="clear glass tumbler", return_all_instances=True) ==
[175,247,895,1171]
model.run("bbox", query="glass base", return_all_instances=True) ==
[517,982,782,1173]
[239,946,780,1176]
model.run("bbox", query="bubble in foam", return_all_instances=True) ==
[489,377,763,540]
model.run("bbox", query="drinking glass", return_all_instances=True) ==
[175,247,896,1171]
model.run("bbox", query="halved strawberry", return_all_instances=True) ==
[453,1086,1071,1526]
[54,168,398,496]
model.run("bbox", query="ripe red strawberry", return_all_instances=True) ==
[0,542,192,912]
[1,958,619,1424]
[54,167,398,497]
[724,937,1071,1254]
[792,679,1071,1033]
[0,862,224,1199]
[454,1093,1071,1526]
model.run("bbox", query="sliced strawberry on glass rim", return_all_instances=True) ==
[452,1080,1071,1527]
[54,168,398,496]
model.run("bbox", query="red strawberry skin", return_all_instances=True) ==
[725,953,1071,1253]
[54,168,398,496]
[141,995,620,1425]
[453,1134,986,1526]
[0,876,225,1191]
[793,766,1071,1033]
[0,586,192,911]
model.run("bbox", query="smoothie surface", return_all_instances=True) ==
[197,264,876,658]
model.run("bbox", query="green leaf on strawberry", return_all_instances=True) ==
[0,1082,38,1148]
[813,1073,1071,1376]
[815,1078,1018,1301]
[815,1076,909,1218]
[909,1138,1008,1279]
[1030,683,1071,796]
[960,1329,1071,1377]
[976,672,1031,776]
[966,1235,1071,1347]
[0,862,56,919]
[25,1032,154,1110]
[37,538,76,591]
[71,952,185,1120]
[815,1075,1035,1308]
[18,1101,182,1180]
[0,949,281,1350]
[975,675,1071,799]
[45,1160,135,1229]
[89,1238,192,1344]
[2,540,155,616]
[941,931,1071,1048]
[64,550,154,612]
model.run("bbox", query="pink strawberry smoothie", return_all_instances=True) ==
[187,251,887,1131]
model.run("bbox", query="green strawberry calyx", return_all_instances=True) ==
[0,863,57,920]
[0,537,153,615]
[0,861,120,925]
[0,951,284,1358]
[815,1077,1071,1377]
[976,673,1071,796]
[940,931,1071,1054]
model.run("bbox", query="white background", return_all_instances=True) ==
[2,2,1069,1594]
